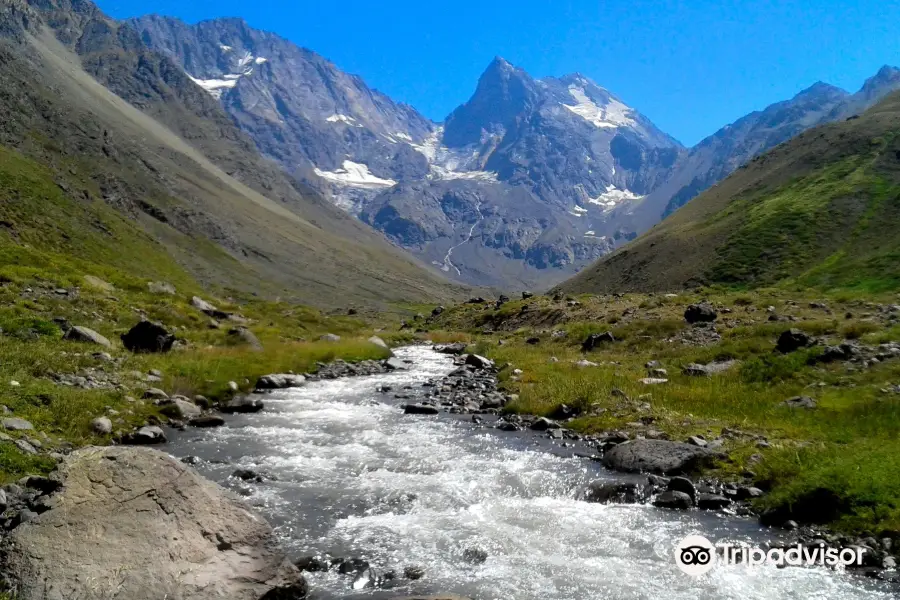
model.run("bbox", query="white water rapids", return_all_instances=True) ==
[169,346,892,600]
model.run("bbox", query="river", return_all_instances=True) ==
[168,346,892,600]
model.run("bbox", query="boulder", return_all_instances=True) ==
[122,426,167,445]
[385,357,408,371]
[319,333,341,342]
[684,304,717,324]
[121,321,176,353]
[529,417,559,431]
[221,396,264,414]
[601,439,718,475]
[228,328,263,352]
[776,329,814,353]
[191,296,231,320]
[188,415,226,428]
[256,374,307,390]
[581,332,616,351]
[63,326,112,349]
[431,306,445,317]
[0,446,304,600]
[667,476,697,503]
[697,493,732,510]
[652,490,693,510]
[583,481,648,504]
[465,354,494,369]
[168,398,202,419]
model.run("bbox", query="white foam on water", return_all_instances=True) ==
[170,346,892,600]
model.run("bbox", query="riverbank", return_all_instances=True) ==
[424,289,900,546]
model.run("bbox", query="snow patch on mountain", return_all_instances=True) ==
[585,184,644,211]
[408,127,497,181]
[188,75,238,99]
[314,160,397,188]
[326,114,363,127]
[563,85,636,129]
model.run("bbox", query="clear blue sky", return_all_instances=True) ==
[96,0,899,146]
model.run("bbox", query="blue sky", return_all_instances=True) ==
[96,0,899,146]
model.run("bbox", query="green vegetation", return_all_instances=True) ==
[559,92,900,296]
[0,146,395,482]
[427,289,900,536]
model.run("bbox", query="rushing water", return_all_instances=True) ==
[169,346,892,600]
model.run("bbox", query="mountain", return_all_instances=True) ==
[129,15,900,290]
[611,68,900,234]
[556,90,900,295]
[130,17,685,288]
[0,0,461,307]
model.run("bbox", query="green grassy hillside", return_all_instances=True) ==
[559,92,900,295]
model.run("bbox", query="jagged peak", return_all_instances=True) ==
[792,81,849,101]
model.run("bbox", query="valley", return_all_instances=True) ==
[0,0,899,598]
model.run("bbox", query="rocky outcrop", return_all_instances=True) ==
[0,446,305,600]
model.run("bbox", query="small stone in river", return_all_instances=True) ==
[404,565,425,580]
[188,415,226,428]
[652,490,693,510]
[403,404,439,415]
[463,547,488,564]
[337,558,369,575]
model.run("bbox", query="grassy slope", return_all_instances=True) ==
[559,92,900,296]
[0,144,398,480]
[0,4,463,309]
[428,291,900,535]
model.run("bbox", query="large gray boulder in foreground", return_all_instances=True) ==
[0,446,305,600]
[602,439,719,475]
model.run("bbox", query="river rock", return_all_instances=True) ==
[404,565,426,580]
[256,374,307,390]
[465,354,494,369]
[0,446,304,600]
[652,490,694,509]
[385,357,408,371]
[434,343,467,355]
[530,417,559,431]
[63,326,112,349]
[221,396,264,414]
[122,426,167,445]
[389,596,472,600]
[601,439,718,475]
[697,493,732,510]
[667,476,697,503]
[583,481,648,504]
[462,547,488,564]
[169,398,202,418]
[188,415,226,428]
[121,321,176,353]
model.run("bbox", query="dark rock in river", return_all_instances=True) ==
[583,481,648,504]
[462,547,488,564]
[256,374,307,390]
[652,490,693,510]
[602,439,719,475]
[403,404,440,415]
[221,396,264,414]
[188,414,226,428]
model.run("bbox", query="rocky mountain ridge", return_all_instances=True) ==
[130,14,900,289]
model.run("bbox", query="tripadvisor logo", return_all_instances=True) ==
[675,535,867,576]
